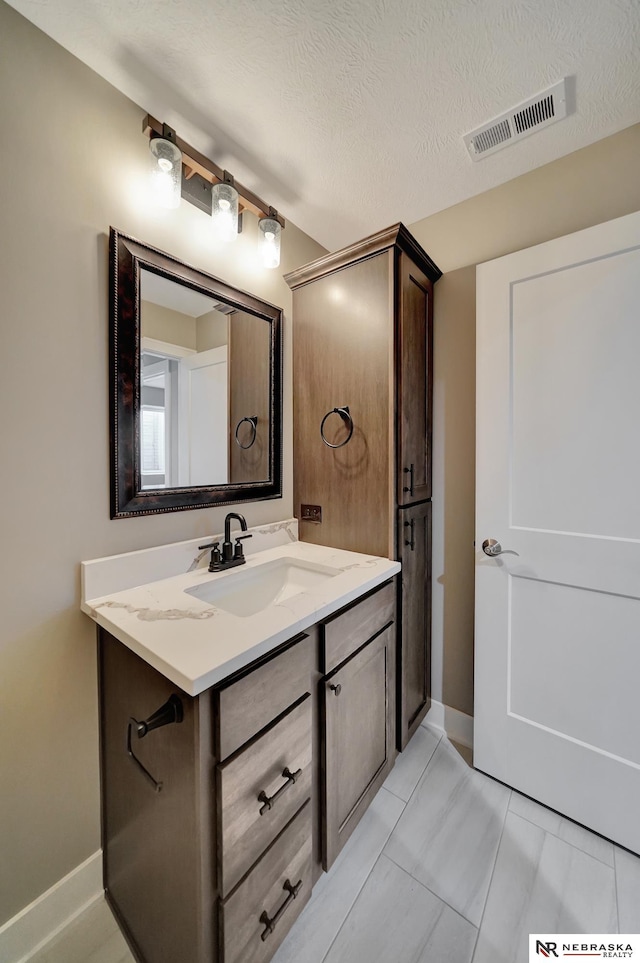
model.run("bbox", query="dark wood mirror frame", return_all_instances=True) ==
[109,228,283,518]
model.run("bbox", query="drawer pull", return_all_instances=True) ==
[258,767,302,815]
[259,878,303,941]
[329,683,342,696]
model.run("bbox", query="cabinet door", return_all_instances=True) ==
[293,251,393,558]
[396,252,433,506]
[397,501,432,750]
[322,624,396,870]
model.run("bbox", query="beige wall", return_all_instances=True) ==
[196,309,229,351]
[0,2,325,925]
[141,301,197,349]
[409,122,640,717]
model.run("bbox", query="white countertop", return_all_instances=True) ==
[81,529,400,695]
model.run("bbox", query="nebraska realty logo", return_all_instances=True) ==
[530,935,640,960]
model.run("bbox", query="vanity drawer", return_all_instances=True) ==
[217,696,312,897]
[322,580,395,673]
[220,801,312,963]
[215,633,312,761]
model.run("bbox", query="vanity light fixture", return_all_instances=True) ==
[211,175,239,242]
[259,215,282,269]
[149,128,182,209]
[143,115,285,266]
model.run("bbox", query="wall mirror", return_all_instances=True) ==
[109,229,282,517]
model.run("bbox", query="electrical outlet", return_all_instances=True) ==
[300,504,322,523]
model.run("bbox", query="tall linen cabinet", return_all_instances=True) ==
[285,224,441,749]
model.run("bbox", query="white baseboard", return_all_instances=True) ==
[424,699,474,749]
[0,851,103,963]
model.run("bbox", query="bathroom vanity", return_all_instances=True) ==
[83,524,399,963]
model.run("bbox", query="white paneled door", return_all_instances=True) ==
[474,210,640,854]
[177,345,228,486]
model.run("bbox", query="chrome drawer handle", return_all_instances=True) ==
[257,767,302,815]
[260,878,303,941]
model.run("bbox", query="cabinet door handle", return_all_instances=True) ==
[260,878,303,941]
[403,463,414,496]
[404,519,415,551]
[328,683,342,696]
[257,767,302,815]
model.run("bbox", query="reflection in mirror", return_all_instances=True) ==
[109,229,282,518]
[140,271,230,488]
[140,271,271,488]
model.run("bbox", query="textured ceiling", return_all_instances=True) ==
[7,0,640,250]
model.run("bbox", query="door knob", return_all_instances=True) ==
[482,538,502,557]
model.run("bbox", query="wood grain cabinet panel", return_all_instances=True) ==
[321,623,396,870]
[397,253,433,506]
[228,310,271,485]
[220,802,312,963]
[322,581,395,673]
[289,250,394,559]
[99,632,214,963]
[397,501,432,747]
[217,696,312,898]
[215,633,312,761]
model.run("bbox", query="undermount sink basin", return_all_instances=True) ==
[184,557,344,617]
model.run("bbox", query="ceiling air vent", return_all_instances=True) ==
[464,79,568,162]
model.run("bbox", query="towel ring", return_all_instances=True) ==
[235,416,258,449]
[320,406,353,449]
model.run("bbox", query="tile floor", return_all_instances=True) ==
[29,723,640,963]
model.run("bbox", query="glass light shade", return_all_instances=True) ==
[211,182,239,242]
[259,217,282,269]
[149,137,182,209]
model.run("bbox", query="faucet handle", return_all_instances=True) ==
[201,541,222,572]
[233,533,253,559]
[198,540,219,551]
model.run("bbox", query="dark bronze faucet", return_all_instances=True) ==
[198,513,253,572]
[222,513,250,562]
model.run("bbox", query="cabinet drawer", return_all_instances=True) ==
[220,801,312,963]
[322,580,395,673]
[215,633,312,761]
[218,696,312,897]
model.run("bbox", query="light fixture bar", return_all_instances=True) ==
[142,114,285,229]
